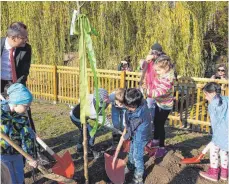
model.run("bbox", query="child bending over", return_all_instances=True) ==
[199,82,228,182]
[0,83,37,184]
[107,88,126,143]
[70,88,112,159]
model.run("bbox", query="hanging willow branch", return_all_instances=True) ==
[1,2,227,75]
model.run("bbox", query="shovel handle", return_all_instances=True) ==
[105,125,123,135]
[0,132,34,162]
[0,132,76,183]
[113,128,126,159]
[35,135,55,156]
[202,142,212,154]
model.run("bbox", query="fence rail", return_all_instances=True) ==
[27,64,228,133]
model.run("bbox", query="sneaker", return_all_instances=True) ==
[154,147,167,158]
[220,167,228,181]
[199,167,219,182]
[145,146,157,157]
[131,173,143,184]
[147,140,159,148]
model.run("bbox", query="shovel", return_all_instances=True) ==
[181,142,212,164]
[105,129,126,184]
[104,125,130,153]
[0,132,76,183]
[122,139,157,156]
[34,133,75,180]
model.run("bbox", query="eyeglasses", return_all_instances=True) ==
[18,36,28,40]
[218,69,225,72]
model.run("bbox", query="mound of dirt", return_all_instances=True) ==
[144,150,182,184]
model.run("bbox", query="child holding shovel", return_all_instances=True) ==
[70,88,113,159]
[199,82,228,182]
[147,55,175,158]
[0,83,37,184]
[113,88,152,184]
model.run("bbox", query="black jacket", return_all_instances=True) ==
[1,37,32,85]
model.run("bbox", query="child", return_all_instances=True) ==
[199,82,228,182]
[113,88,152,184]
[70,88,111,159]
[0,83,37,184]
[147,55,175,158]
[139,43,164,122]
[107,88,126,142]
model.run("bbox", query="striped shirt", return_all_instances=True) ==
[147,69,175,110]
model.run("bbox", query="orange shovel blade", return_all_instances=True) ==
[181,157,201,164]
[181,153,205,164]
[104,153,125,184]
[52,151,75,178]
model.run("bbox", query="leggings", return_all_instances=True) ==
[210,142,228,169]
[153,104,171,147]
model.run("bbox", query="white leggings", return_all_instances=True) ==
[210,142,228,169]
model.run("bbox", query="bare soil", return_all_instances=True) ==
[24,102,227,184]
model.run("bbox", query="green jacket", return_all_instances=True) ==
[0,101,35,155]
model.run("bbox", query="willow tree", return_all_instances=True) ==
[1,1,227,76]
[82,1,227,76]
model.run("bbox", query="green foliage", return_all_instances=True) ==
[1,2,227,76]
[81,1,227,77]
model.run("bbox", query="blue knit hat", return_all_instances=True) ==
[7,83,33,105]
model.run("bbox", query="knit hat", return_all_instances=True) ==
[93,88,109,107]
[7,83,33,105]
[151,43,163,52]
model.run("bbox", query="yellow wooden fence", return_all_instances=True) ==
[27,64,228,133]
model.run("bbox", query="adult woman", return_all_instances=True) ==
[211,64,227,80]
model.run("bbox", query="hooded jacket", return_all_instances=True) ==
[124,100,152,142]
[208,96,228,151]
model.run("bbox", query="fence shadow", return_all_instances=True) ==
[42,125,112,153]
[166,127,211,158]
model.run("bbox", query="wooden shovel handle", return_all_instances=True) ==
[113,128,126,157]
[0,132,76,184]
[35,135,55,156]
[0,132,34,161]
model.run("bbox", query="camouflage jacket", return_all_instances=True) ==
[0,101,35,155]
